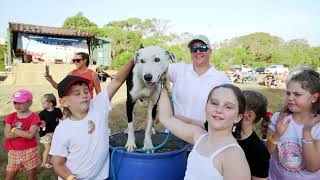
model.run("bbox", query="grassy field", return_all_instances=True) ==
[0,83,285,179]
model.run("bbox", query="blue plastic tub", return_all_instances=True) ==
[109,132,188,180]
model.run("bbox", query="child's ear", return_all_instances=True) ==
[311,93,319,103]
[247,111,256,121]
[59,98,68,108]
[243,111,256,122]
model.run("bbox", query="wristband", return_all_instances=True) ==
[301,139,315,144]
[268,135,279,145]
[67,175,76,180]
[11,128,17,133]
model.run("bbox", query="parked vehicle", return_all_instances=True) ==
[230,64,253,73]
[264,65,289,74]
[242,72,257,83]
[255,67,265,74]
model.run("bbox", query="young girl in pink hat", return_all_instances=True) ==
[3,89,41,180]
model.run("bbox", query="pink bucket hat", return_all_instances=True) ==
[11,89,33,103]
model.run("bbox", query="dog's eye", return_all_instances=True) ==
[140,59,145,63]
[154,58,160,62]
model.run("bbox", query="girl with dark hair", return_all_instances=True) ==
[45,52,101,98]
[266,68,320,180]
[237,90,271,180]
[159,84,250,180]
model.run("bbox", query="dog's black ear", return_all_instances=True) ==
[165,51,176,63]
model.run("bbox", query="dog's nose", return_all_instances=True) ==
[144,74,153,82]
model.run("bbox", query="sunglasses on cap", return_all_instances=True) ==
[72,59,83,63]
[190,45,209,53]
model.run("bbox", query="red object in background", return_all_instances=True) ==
[264,112,274,119]
[40,120,46,131]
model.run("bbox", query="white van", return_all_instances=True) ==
[264,65,289,74]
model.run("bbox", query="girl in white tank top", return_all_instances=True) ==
[184,134,242,180]
[159,84,251,180]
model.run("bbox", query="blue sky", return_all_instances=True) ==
[1,0,319,46]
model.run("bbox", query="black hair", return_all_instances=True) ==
[204,84,246,139]
[242,90,270,139]
[76,52,90,67]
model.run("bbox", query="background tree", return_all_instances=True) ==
[63,12,98,30]
[57,12,320,70]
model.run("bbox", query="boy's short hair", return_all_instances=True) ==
[57,75,90,98]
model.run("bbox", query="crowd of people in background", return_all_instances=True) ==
[2,35,320,180]
[227,68,289,89]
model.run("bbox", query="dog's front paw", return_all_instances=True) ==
[125,137,136,152]
[143,140,154,153]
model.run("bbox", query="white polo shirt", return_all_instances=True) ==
[168,62,230,122]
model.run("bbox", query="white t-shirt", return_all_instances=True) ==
[268,112,320,180]
[168,62,230,122]
[50,90,111,180]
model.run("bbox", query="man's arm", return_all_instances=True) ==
[107,59,134,100]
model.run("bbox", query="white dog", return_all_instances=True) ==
[125,46,175,152]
